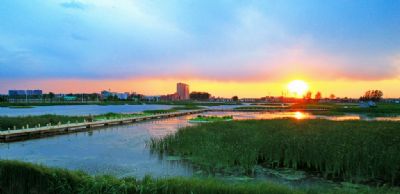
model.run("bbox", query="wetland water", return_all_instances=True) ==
[0,111,399,188]
[0,104,176,116]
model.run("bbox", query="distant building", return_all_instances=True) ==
[63,96,77,101]
[101,90,113,99]
[209,97,233,102]
[8,90,26,96]
[101,90,130,100]
[115,92,130,100]
[177,83,189,100]
[359,101,377,108]
[161,93,179,101]
[9,90,42,96]
[143,95,161,102]
[240,98,259,103]
[26,90,43,96]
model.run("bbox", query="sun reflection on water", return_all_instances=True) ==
[294,111,306,120]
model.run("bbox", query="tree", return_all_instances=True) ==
[232,96,239,102]
[190,92,211,101]
[0,95,7,102]
[329,94,336,100]
[304,91,312,101]
[315,92,322,101]
[360,90,383,102]
[49,92,55,102]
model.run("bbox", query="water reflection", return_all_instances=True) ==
[0,116,196,178]
[0,111,399,188]
[0,104,176,116]
[205,111,400,122]
[294,112,306,120]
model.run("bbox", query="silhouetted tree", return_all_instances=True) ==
[190,92,211,101]
[304,91,312,101]
[49,92,55,102]
[329,94,336,100]
[315,92,322,101]
[360,90,383,102]
[0,95,7,102]
[232,96,239,102]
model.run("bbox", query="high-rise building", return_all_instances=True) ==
[176,83,189,100]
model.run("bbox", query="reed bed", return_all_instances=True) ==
[0,107,186,130]
[0,160,300,194]
[149,119,400,185]
[1,160,398,194]
[0,114,86,131]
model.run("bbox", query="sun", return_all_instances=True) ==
[287,80,309,97]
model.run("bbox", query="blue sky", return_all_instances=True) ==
[0,0,399,84]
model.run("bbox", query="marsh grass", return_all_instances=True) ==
[1,160,399,194]
[149,119,400,185]
[0,110,173,130]
[0,160,301,194]
[190,115,233,122]
[0,114,86,130]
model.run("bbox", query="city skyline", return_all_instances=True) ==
[0,0,399,97]
[1,79,399,98]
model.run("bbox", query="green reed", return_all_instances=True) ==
[149,119,400,185]
[1,160,398,194]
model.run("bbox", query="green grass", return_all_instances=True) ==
[0,114,87,130]
[172,104,204,110]
[0,103,205,130]
[334,103,400,116]
[8,106,35,109]
[189,115,233,122]
[142,109,178,114]
[234,106,288,111]
[1,160,399,194]
[93,112,151,120]
[234,103,400,117]
[0,110,175,130]
[149,119,400,185]
[0,160,300,194]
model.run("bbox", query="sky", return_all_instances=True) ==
[0,0,399,98]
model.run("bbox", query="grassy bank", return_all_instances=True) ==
[149,119,400,185]
[0,104,205,130]
[189,115,233,122]
[1,160,398,194]
[0,160,302,194]
[0,114,87,130]
[290,103,400,116]
[0,111,171,130]
[0,109,185,130]
[234,103,400,116]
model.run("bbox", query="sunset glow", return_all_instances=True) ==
[288,80,309,98]
[0,0,399,98]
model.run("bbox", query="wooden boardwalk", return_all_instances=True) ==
[0,109,206,142]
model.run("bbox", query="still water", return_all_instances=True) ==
[0,114,195,178]
[0,104,176,116]
[0,111,399,187]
